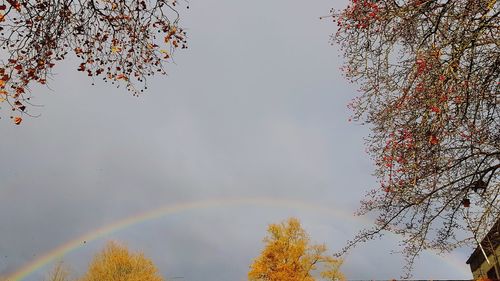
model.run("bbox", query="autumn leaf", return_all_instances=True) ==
[111,45,122,53]
[6,0,21,11]
[487,0,496,10]
[462,198,470,208]
[429,135,439,145]
[160,49,170,59]
[430,106,441,113]
[13,116,22,125]
[115,74,127,80]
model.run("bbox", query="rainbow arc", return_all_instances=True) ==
[4,197,470,280]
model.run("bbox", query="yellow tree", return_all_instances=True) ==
[248,217,345,281]
[80,241,164,281]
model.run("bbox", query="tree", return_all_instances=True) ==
[248,217,345,281]
[45,261,71,281]
[79,241,164,281]
[0,0,187,124]
[331,0,499,273]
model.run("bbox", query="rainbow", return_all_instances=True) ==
[4,197,470,280]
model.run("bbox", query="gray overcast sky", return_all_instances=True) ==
[0,1,473,280]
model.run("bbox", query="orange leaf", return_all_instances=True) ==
[111,45,122,53]
[13,116,22,125]
[115,74,126,80]
[430,106,440,113]
[429,135,439,145]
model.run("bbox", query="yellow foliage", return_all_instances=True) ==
[248,217,345,281]
[79,241,164,281]
[110,45,122,53]
[476,278,494,281]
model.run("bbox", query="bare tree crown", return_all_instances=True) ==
[333,0,499,274]
[0,0,187,124]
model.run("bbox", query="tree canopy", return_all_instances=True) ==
[79,241,164,281]
[0,0,187,124]
[45,262,71,281]
[333,0,499,273]
[248,217,344,281]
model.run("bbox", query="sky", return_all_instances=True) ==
[0,0,474,280]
